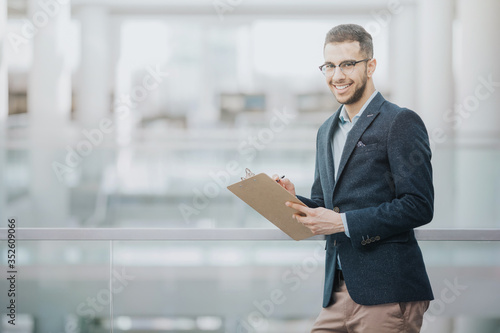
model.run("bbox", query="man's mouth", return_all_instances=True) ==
[333,83,352,92]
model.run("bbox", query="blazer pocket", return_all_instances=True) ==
[381,232,409,244]
[354,142,378,154]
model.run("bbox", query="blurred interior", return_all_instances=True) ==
[0,0,499,332]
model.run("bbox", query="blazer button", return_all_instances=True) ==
[370,237,376,242]
[361,240,366,245]
[333,207,340,213]
[375,236,380,241]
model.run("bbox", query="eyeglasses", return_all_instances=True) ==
[319,58,371,77]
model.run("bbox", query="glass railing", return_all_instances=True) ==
[1,229,500,333]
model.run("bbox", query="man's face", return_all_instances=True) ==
[323,41,370,106]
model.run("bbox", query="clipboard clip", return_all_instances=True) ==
[241,168,255,181]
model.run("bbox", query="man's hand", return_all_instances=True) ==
[272,174,296,196]
[286,201,345,235]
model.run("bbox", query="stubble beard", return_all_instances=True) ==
[332,72,368,106]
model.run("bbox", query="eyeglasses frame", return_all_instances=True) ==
[318,58,372,76]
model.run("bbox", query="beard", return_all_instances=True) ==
[332,72,368,105]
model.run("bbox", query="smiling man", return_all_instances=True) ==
[274,24,434,332]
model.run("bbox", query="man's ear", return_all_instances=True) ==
[367,58,377,78]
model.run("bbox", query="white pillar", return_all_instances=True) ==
[389,3,417,110]
[417,0,454,133]
[455,0,500,229]
[75,5,109,128]
[416,0,455,228]
[236,25,254,92]
[0,0,6,121]
[28,0,72,225]
[28,0,72,129]
[454,0,500,328]
[0,0,7,222]
[113,18,138,146]
[191,25,217,127]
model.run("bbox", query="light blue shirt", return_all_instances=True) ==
[332,90,378,239]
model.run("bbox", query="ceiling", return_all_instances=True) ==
[7,0,417,17]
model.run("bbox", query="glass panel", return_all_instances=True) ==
[0,241,111,333]
[2,239,500,332]
[110,240,325,333]
[108,240,500,333]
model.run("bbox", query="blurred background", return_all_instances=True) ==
[0,0,499,332]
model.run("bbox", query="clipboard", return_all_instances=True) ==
[227,173,314,241]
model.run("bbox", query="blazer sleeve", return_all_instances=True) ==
[345,109,434,249]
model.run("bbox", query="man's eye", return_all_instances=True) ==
[341,62,354,69]
[325,64,335,69]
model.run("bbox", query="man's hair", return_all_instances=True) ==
[324,24,373,58]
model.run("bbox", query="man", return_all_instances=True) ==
[274,24,434,332]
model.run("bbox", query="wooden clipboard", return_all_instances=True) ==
[227,173,314,241]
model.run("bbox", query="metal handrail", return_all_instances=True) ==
[1,228,500,241]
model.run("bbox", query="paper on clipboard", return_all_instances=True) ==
[227,173,314,241]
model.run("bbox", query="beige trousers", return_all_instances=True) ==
[311,280,429,333]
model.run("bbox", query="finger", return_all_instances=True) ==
[294,214,314,230]
[282,178,294,186]
[272,174,279,181]
[286,201,308,213]
[292,213,306,223]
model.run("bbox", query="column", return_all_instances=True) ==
[26,1,72,330]
[455,0,500,228]
[416,0,456,229]
[0,0,7,121]
[113,19,134,146]
[191,25,217,127]
[454,0,500,329]
[0,0,7,222]
[74,5,111,200]
[28,0,72,129]
[388,3,417,110]
[75,5,109,128]
[28,0,72,226]
[236,25,254,92]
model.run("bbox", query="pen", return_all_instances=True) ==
[276,175,285,183]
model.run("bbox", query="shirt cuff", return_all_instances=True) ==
[341,213,350,238]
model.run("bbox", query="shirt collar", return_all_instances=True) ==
[338,90,378,124]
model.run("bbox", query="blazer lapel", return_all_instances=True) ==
[334,93,385,184]
[324,107,341,197]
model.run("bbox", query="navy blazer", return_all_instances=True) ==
[298,92,434,307]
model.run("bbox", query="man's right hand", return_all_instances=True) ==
[272,174,296,196]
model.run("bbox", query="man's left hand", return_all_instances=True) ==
[286,201,345,235]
